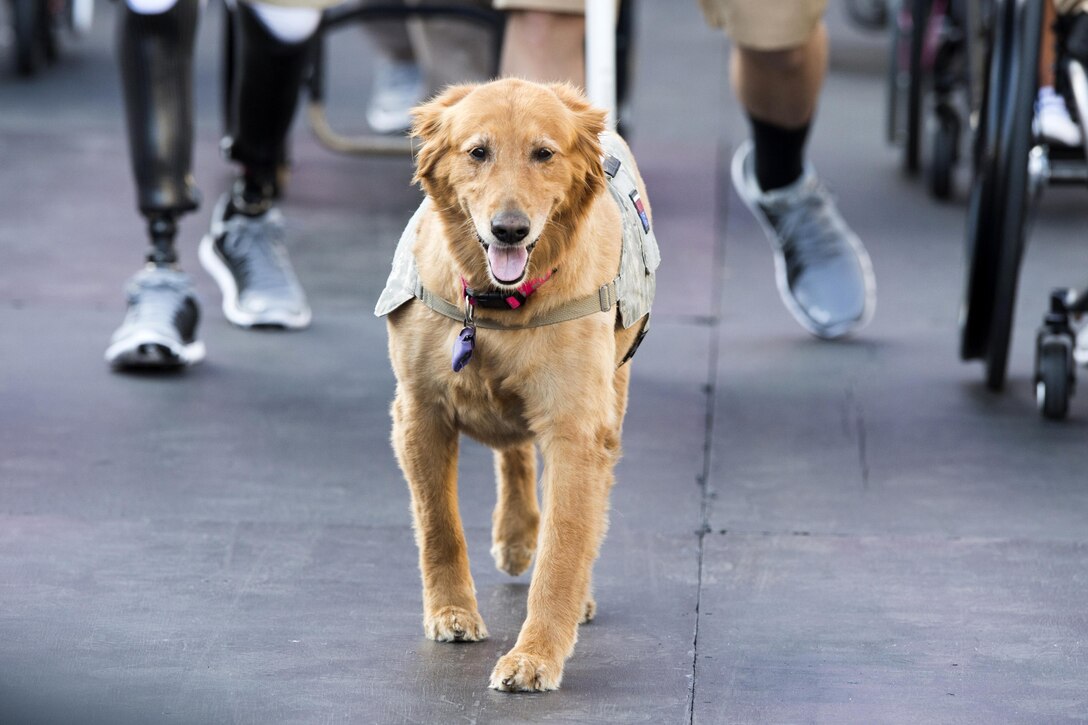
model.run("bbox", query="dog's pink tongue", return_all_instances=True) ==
[487,245,529,283]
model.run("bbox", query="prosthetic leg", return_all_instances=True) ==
[117,0,201,267]
[107,0,206,369]
[197,1,318,330]
[223,1,319,212]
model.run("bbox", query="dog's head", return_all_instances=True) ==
[411,79,608,288]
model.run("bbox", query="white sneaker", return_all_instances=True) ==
[1074,318,1088,366]
[1036,86,1082,147]
[366,59,425,134]
[105,266,205,369]
[69,0,94,35]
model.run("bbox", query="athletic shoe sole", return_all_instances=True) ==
[730,140,876,340]
[105,330,205,369]
[198,232,312,330]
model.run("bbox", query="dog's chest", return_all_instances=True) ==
[449,373,534,447]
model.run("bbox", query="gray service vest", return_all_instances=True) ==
[374,132,660,331]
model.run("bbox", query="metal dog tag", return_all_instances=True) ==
[452,326,476,372]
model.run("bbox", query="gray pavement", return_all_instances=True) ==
[1,1,1087,723]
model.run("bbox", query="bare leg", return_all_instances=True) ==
[408,0,492,92]
[499,10,585,87]
[730,22,828,129]
[1041,0,1057,87]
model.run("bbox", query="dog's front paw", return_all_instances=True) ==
[489,650,562,692]
[425,606,488,642]
[490,542,535,577]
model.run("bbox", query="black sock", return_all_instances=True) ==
[749,115,810,192]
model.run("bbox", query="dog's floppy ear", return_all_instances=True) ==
[411,84,477,187]
[548,83,608,210]
[548,82,608,135]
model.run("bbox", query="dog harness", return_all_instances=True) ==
[375,132,660,370]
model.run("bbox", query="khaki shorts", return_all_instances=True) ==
[1054,0,1088,14]
[493,0,826,48]
[698,0,827,50]
[493,0,582,12]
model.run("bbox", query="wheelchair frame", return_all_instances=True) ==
[959,0,1088,419]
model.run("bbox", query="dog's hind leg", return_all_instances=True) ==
[580,576,597,624]
[491,443,540,577]
[392,395,488,642]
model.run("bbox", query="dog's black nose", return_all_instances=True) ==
[491,212,530,244]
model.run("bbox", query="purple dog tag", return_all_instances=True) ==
[452,326,475,372]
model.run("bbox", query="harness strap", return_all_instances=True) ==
[415,280,618,330]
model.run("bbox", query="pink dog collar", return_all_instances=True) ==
[461,269,555,310]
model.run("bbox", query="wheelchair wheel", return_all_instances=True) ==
[961,169,995,360]
[960,0,1007,362]
[904,0,929,173]
[883,0,909,143]
[981,0,1040,390]
[886,0,930,168]
[927,103,959,199]
[1036,334,1074,420]
[960,0,1040,391]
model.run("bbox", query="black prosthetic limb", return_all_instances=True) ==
[117,0,202,266]
[224,2,317,214]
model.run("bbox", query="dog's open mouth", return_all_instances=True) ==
[483,240,536,285]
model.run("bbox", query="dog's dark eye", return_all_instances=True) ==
[532,148,554,162]
[469,146,489,161]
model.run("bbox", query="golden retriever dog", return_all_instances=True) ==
[378,78,656,692]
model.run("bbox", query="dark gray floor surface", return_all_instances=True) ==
[2,1,1087,723]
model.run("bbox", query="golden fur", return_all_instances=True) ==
[385,78,651,692]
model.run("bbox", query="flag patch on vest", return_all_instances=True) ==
[629,190,650,233]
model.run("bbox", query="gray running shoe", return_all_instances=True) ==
[366,58,425,134]
[732,140,876,339]
[198,194,312,330]
[105,266,205,369]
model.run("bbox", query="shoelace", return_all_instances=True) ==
[126,276,189,330]
[222,213,294,294]
[762,183,846,269]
